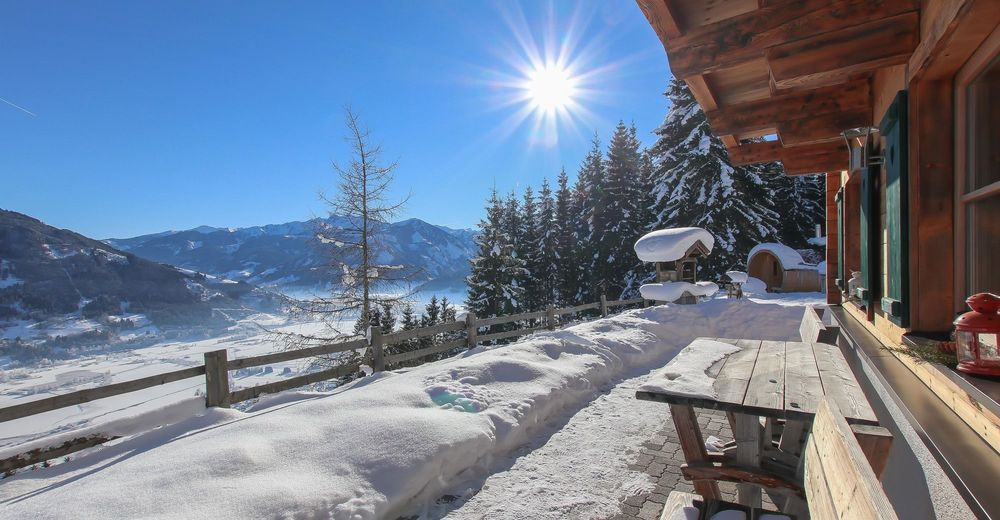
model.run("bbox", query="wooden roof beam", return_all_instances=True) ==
[766,11,919,90]
[636,0,684,51]
[727,140,844,167]
[705,80,870,137]
[665,0,917,79]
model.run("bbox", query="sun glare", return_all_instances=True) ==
[526,65,577,112]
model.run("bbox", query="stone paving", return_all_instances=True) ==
[610,409,776,520]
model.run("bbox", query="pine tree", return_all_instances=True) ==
[378,301,395,334]
[648,79,782,279]
[623,149,658,297]
[394,303,420,354]
[770,170,825,248]
[536,178,559,305]
[501,191,528,313]
[519,186,544,311]
[466,189,527,325]
[601,120,644,298]
[553,168,578,305]
[574,135,605,301]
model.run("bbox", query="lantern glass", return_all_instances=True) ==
[957,330,977,363]
[979,332,1000,361]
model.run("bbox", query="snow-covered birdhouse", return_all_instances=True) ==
[634,227,714,284]
[634,227,717,304]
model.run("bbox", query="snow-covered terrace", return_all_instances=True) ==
[0,295,971,519]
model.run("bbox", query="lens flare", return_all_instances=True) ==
[525,64,577,112]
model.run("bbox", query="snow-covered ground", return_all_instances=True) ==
[0,313,352,450]
[0,294,820,520]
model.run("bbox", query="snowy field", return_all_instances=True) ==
[0,313,353,450]
[0,293,821,520]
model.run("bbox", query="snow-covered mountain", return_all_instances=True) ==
[106,217,477,295]
[0,209,284,349]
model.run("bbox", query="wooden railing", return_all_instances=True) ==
[0,296,646,471]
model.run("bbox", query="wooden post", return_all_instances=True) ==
[546,304,556,330]
[370,327,385,372]
[465,311,478,349]
[851,424,893,479]
[600,294,609,318]
[204,349,231,408]
[734,413,763,508]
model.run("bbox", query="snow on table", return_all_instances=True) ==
[634,227,714,263]
[638,339,740,398]
[0,299,810,520]
[725,271,748,284]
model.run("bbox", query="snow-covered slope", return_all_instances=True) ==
[105,217,477,294]
[0,298,809,520]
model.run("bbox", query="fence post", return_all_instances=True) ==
[204,349,231,408]
[466,311,478,348]
[370,327,385,372]
[600,294,609,318]
[546,304,556,330]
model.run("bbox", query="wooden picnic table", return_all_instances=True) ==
[636,337,880,510]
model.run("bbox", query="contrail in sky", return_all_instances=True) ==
[0,96,37,117]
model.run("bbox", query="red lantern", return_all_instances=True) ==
[954,293,1000,376]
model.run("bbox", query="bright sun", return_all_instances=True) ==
[526,65,577,112]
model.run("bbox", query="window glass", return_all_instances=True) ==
[967,196,1000,297]
[967,54,1000,192]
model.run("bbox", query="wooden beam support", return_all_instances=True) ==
[777,107,872,146]
[706,80,870,137]
[665,0,917,79]
[727,140,843,167]
[766,12,919,89]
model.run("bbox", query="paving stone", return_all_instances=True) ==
[637,501,662,520]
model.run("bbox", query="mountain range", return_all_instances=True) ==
[0,209,283,333]
[105,217,477,295]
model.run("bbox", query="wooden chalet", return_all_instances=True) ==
[636,1,1000,517]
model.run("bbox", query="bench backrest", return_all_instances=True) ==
[804,399,898,520]
[800,306,840,344]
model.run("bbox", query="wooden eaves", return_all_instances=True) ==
[635,0,921,175]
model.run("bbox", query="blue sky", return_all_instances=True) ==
[1,1,671,239]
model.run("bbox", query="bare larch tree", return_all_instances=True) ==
[284,106,412,356]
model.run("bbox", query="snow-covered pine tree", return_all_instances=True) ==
[519,187,544,311]
[601,120,644,298]
[466,189,526,327]
[501,191,527,313]
[769,168,825,248]
[622,149,658,297]
[535,178,559,305]
[649,79,782,279]
[574,135,606,301]
[553,168,579,305]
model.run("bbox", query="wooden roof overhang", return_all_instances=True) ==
[636,0,921,176]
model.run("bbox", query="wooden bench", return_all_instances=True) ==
[659,398,896,520]
[800,306,839,345]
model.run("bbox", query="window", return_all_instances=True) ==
[957,29,1000,305]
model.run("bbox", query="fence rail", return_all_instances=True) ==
[0,294,649,471]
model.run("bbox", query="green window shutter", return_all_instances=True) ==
[879,91,909,326]
[858,166,879,305]
[836,188,845,290]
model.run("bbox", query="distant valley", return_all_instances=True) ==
[105,217,476,296]
[0,209,475,365]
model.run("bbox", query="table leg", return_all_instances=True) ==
[669,404,721,500]
[778,419,807,457]
[733,413,762,508]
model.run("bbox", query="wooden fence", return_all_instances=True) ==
[0,296,645,472]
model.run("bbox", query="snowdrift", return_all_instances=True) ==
[639,281,718,301]
[1,300,808,520]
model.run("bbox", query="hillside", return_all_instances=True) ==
[0,209,282,355]
[106,217,477,295]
